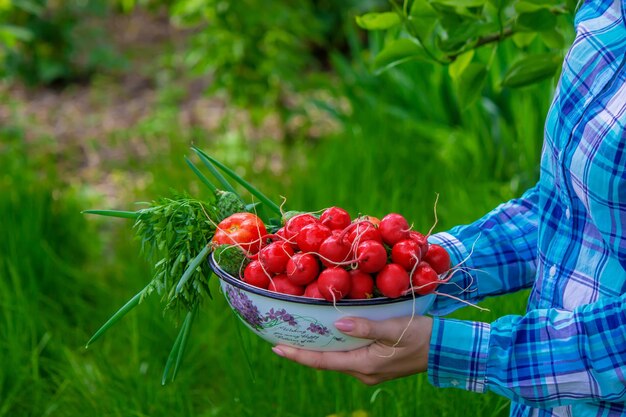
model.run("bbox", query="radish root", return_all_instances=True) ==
[426,193,439,238]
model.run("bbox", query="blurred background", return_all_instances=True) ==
[1,1,573,416]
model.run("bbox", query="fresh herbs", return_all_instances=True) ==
[135,195,219,314]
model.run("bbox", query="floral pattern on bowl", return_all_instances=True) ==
[223,284,346,348]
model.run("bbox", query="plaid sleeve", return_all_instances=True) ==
[428,185,540,315]
[427,317,490,392]
[429,294,626,407]
[580,79,626,271]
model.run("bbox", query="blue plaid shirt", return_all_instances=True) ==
[427,1,626,416]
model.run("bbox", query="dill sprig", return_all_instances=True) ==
[134,194,219,314]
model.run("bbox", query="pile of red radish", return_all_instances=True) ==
[239,207,451,302]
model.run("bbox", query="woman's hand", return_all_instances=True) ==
[272,315,433,385]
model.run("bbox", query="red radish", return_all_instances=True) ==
[391,239,421,271]
[320,206,351,230]
[348,222,383,245]
[347,269,374,299]
[258,241,294,274]
[275,227,287,240]
[356,240,388,273]
[411,262,440,295]
[284,213,318,240]
[409,231,429,257]
[376,263,410,298]
[285,253,320,286]
[275,227,297,248]
[318,234,352,267]
[317,267,351,302]
[304,281,324,299]
[379,213,410,246]
[268,274,305,296]
[423,244,451,275]
[295,223,331,253]
[243,260,271,289]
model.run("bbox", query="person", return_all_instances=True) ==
[270,0,626,415]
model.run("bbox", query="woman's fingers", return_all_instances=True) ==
[272,344,369,371]
[272,343,407,385]
[336,317,420,345]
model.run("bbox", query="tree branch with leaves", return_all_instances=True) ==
[356,0,577,107]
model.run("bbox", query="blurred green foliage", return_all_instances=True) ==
[0,0,575,132]
[164,0,383,138]
[0,0,124,85]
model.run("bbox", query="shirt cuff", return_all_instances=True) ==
[428,317,491,393]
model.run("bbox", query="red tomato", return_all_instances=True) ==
[355,215,381,227]
[212,212,267,254]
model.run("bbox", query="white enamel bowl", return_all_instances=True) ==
[209,254,436,351]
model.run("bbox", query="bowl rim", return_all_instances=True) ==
[208,252,433,307]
